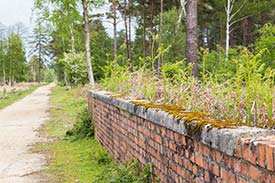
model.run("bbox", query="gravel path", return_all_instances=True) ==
[0,84,54,183]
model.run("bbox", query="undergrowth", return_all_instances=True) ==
[99,46,275,129]
[35,85,156,183]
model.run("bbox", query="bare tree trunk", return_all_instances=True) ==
[142,10,147,59]
[186,0,198,78]
[225,0,231,61]
[225,0,247,60]
[82,0,95,87]
[1,41,5,85]
[243,16,253,47]
[157,0,164,78]
[113,0,118,68]
[149,1,154,59]
[9,60,11,86]
[38,39,41,84]
[128,0,132,64]
[123,0,130,66]
[70,24,76,53]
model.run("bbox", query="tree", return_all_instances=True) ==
[225,0,247,60]
[82,0,95,87]
[59,52,88,86]
[6,33,26,85]
[29,55,40,82]
[186,0,198,78]
[29,22,50,83]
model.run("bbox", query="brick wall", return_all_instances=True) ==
[88,91,275,183]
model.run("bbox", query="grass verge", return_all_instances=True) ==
[35,86,154,183]
[0,85,40,109]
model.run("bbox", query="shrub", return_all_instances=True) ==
[66,106,94,139]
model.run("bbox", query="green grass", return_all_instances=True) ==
[34,86,114,183]
[35,86,155,183]
[0,85,39,109]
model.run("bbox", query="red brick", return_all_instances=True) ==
[259,170,272,183]
[196,178,203,183]
[210,163,220,177]
[237,176,249,183]
[193,164,198,175]
[221,168,236,183]
[215,151,223,163]
[249,165,259,181]
[258,143,266,167]
[223,154,232,169]
[232,158,240,173]
[240,162,249,177]
[202,145,210,157]
[242,141,250,161]
[204,171,210,182]
[266,145,274,171]
[183,158,193,171]
[195,155,204,167]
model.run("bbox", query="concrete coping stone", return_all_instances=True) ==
[89,90,275,156]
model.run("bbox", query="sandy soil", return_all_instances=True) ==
[0,83,54,183]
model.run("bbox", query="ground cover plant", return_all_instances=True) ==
[34,86,155,183]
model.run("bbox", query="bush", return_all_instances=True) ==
[96,159,155,183]
[66,106,94,139]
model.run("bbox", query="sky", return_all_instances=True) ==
[0,0,34,28]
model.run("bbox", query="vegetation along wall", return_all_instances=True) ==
[88,90,275,183]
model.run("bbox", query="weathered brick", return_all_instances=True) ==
[237,176,249,183]
[195,154,204,168]
[204,171,210,182]
[266,145,274,171]
[215,151,223,164]
[248,165,259,181]
[259,170,272,183]
[258,143,266,167]
[221,168,236,183]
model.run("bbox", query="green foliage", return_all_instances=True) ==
[94,148,112,165]
[59,52,88,86]
[67,106,94,139]
[97,159,154,183]
[100,62,131,94]
[6,33,27,83]
[41,67,56,83]
[35,86,156,182]
[161,7,186,63]
[255,23,275,68]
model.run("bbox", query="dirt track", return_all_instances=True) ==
[0,84,54,183]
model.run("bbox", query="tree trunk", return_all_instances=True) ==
[123,0,130,67]
[142,10,147,59]
[113,0,118,68]
[157,0,164,78]
[186,0,199,78]
[225,0,230,61]
[38,39,41,84]
[70,24,76,53]
[1,41,5,85]
[149,0,154,60]
[128,0,132,64]
[243,16,253,48]
[82,0,95,87]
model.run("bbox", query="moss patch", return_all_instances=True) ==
[131,101,246,136]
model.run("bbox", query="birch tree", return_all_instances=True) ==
[225,0,247,60]
[82,0,95,87]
